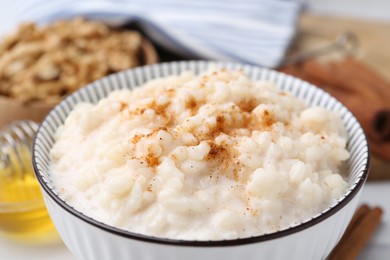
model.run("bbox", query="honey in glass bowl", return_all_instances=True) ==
[0,121,59,244]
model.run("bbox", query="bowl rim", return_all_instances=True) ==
[32,61,370,247]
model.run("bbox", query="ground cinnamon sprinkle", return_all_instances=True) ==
[126,81,276,175]
[206,141,226,160]
[185,95,198,111]
[119,102,128,111]
[145,153,159,167]
[246,109,275,131]
[205,141,242,181]
[130,134,144,144]
[150,100,171,116]
[216,115,225,131]
[126,107,146,116]
[262,110,275,127]
[146,127,168,138]
[238,98,258,112]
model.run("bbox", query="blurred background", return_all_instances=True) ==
[1,0,389,259]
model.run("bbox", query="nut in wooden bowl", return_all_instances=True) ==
[0,17,158,127]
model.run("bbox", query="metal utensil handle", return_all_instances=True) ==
[282,32,359,66]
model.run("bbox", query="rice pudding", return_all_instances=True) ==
[50,68,349,240]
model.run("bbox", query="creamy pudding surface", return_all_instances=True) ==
[51,68,349,240]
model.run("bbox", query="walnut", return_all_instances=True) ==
[0,17,147,103]
[34,63,60,81]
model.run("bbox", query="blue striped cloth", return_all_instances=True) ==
[0,0,302,68]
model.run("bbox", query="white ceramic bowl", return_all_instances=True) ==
[33,61,369,260]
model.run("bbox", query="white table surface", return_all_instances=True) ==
[1,181,389,260]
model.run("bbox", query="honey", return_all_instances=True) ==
[0,122,59,244]
[0,174,58,244]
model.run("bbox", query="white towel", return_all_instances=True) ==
[0,0,302,68]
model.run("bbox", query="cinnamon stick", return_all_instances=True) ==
[331,94,390,143]
[329,206,383,260]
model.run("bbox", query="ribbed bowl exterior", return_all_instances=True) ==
[42,189,362,260]
[33,61,369,260]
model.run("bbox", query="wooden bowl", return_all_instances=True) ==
[0,38,158,128]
